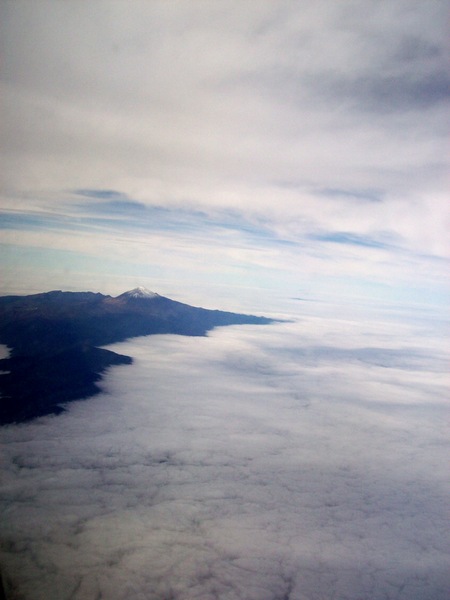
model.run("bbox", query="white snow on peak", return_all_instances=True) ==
[120,287,159,299]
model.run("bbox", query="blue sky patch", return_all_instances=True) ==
[311,232,391,249]
[0,212,80,232]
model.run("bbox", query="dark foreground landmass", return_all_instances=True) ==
[0,289,274,425]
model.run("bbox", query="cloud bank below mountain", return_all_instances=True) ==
[0,303,448,599]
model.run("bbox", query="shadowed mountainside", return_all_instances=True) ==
[0,288,275,425]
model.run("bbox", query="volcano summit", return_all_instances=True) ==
[0,289,275,425]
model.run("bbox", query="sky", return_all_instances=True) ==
[0,0,449,311]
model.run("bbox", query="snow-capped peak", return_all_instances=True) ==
[118,287,159,299]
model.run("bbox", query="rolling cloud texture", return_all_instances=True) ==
[1,303,448,599]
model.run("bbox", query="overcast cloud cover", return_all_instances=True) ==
[1,304,449,599]
[0,0,448,307]
[0,2,449,599]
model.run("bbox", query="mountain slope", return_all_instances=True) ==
[0,289,275,424]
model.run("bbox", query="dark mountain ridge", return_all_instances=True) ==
[0,288,275,425]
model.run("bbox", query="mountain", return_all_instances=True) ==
[0,289,275,425]
[117,286,159,299]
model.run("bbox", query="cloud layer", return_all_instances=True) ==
[0,1,449,306]
[1,303,448,599]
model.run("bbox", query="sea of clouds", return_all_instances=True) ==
[0,302,448,599]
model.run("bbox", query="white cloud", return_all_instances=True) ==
[1,1,448,271]
[0,0,450,304]
[0,303,448,599]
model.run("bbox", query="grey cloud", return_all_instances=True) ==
[255,64,450,117]
[329,70,450,113]
[393,34,442,63]
[0,307,448,599]
[315,188,384,202]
